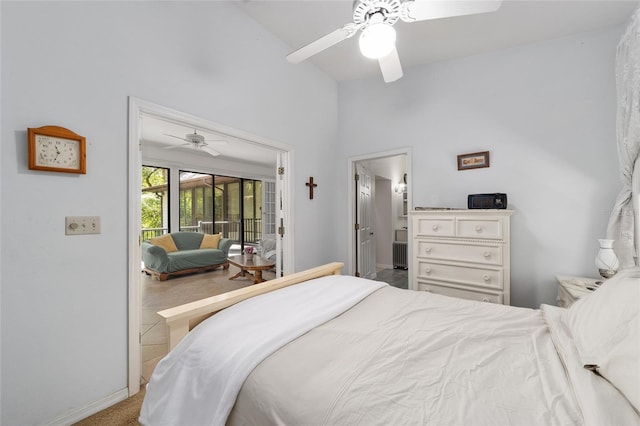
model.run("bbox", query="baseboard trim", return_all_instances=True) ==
[376,263,394,270]
[46,388,129,426]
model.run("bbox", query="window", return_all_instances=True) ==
[141,166,169,240]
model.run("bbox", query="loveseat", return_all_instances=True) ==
[142,232,232,281]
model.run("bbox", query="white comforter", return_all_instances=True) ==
[141,275,639,426]
[139,275,386,426]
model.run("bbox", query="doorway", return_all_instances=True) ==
[348,149,411,287]
[127,97,294,395]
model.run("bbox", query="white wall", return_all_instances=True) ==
[337,26,624,308]
[0,2,337,424]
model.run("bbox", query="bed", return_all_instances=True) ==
[140,262,640,425]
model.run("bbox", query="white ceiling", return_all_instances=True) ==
[238,0,638,82]
[142,1,637,167]
[141,114,279,169]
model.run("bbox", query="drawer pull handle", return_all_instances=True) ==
[425,247,432,254]
[483,274,490,281]
[432,225,439,231]
[483,252,491,258]
[476,226,483,232]
[482,297,490,302]
[425,267,432,274]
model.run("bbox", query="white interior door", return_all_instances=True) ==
[261,177,278,274]
[356,163,376,279]
[275,153,288,276]
[262,179,276,236]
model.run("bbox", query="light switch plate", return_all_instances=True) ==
[65,216,101,235]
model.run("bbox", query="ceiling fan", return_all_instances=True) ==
[286,0,503,83]
[162,130,228,157]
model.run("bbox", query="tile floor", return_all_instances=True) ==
[140,265,276,384]
[374,267,409,289]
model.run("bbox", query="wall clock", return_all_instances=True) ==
[28,125,86,174]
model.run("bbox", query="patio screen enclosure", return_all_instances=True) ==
[141,166,267,249]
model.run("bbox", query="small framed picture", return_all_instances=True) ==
[457,151,490,171]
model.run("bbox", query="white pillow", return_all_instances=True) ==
[562,267,640,412]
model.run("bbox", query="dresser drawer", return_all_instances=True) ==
[416,261,503,290]
[414,217,455,237]
[415,240,503,266]
[418,281,502,304]
[456,217,503,239]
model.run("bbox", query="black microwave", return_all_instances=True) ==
[468,193,507,209]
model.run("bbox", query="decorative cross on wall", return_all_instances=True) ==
[306,176,318,200]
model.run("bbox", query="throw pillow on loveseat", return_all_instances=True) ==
[142,232,232,281]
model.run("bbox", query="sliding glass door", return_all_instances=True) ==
[213,176,263,253]
[214,175,241,244]
[141,167,265,253]
[179,171,215,234]
[243,179,262,244]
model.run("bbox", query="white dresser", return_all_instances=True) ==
[410,209,514,305]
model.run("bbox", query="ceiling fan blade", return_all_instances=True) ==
[163,133,189,142]
[401,0,502,22]
[378,47,403,83]
[200,146,221,157]
[286,23,359,64]
[163,143,191,150]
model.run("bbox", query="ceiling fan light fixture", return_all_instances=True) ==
[359,22,396,59]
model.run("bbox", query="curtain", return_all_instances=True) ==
[607,3,640,268]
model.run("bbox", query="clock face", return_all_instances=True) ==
[34,135,80,169]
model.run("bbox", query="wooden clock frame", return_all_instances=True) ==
[28,125,86,174]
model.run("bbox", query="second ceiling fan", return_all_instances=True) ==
[286,0,503,83]
[163,130,228,157]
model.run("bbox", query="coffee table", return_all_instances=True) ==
[227,254,276,284]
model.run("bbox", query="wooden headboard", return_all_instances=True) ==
[157,262,345,350]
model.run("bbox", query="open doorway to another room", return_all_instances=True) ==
[138,167,277,385]
[350,150,410,290]
[128,97,293,395]
[374,174,408,289]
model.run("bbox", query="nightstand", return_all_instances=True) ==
[556,275,601,308]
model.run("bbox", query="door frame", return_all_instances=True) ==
[347,148,412,278]
[127,97,294,395]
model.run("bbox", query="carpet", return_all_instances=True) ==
[72,387,145,426]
